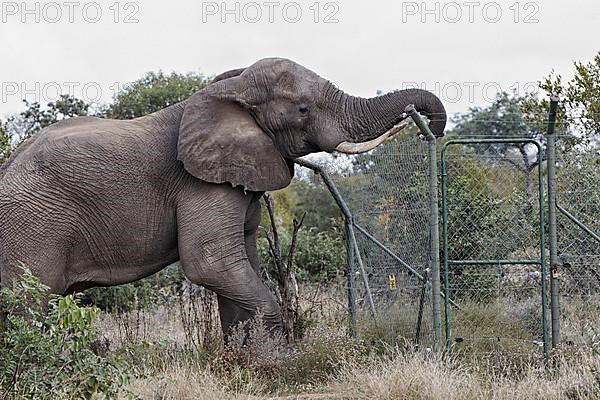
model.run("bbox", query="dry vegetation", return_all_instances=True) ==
[88,285,600,400]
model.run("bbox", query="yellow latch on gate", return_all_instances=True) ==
[388,274,397,290]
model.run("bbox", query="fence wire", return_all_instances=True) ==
[554,137,600,348]
[327,131,435,348]
[297,114,598,359]
[442,140,546,361]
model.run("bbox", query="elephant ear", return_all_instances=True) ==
[177,75,293,192]
[212,67,247,83]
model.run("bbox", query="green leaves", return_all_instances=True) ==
[82,264,183,313]
[0,267,135,399]
[107,71,210,119]
[0,123,11,164]
[528,51,600,140]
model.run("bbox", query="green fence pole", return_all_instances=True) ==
[546,96,560,349]
[536,140,550,362]
[440,143,452,358]
[294,158,359,333]
[344,220,358,333]
[405,105,443,354]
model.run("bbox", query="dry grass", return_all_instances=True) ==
[126,366,260,400]
[118,345,600,400]
[330,350,600,400]
[89,287,600,400]
[94,303,199,347]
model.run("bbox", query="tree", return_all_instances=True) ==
[522,51,600,144]
[449,92,546,197]
[257,181,346,283]
[0,123,11,164]
[285,178,343,233]
[0,95,89,164]
[107,71,210,119]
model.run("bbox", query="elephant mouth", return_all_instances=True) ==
[334,122,408,154]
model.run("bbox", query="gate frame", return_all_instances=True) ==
[440,138,549,361]
[294,157,439,348]
[294,107,446,351]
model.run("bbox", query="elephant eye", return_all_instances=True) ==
[299,106,310,114]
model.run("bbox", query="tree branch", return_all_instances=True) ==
[287,212,306,274]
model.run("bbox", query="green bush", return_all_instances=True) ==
[294,226,346,282]
[258,225,346,284]
[83,263,183,313]
[0,267,134,399]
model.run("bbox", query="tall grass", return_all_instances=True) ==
[88,285,600,399]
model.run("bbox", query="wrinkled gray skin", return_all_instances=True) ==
[0,58,446,336]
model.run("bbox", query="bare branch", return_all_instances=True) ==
[498,156,525,173]
[261,195,306,345]
[263,194,285,280]
[287,212,307,273]
[263,194,280,258]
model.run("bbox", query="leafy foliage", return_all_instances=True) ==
[522,50,600,142]
[107,71,210,119]
[0,95,89,163]
[287,178,343,233]
[0,267,134,399]
[449,92,547,197]
[0,123,10,164]
[19,94,89,136]
[257,179,346,284]
[83,263,183,313]
[258,211,345,283]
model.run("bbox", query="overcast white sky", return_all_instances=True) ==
[1,0,599,119]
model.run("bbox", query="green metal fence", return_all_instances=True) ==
[294,99,598,363]
[548,100,600,351]
[295,107,444,352]
[441,138,549,361]
[438,98,598,363]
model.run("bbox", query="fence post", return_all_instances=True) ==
[293,158,362,333]
[546,96,560,349]
[405,105,443,354]
[344,220,358,333]
[440,143,453,359]
[415,268,430,346]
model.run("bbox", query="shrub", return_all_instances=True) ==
[210,313,365,393]
[258,226,346,284]
[82,263,183,313]
[0,267,134,399]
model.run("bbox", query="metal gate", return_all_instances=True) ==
[441,139,549,361]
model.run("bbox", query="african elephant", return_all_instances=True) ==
[0,58,446,336]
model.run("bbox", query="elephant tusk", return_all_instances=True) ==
[335,123,408,154]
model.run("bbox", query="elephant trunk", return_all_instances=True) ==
[323,84,447,145]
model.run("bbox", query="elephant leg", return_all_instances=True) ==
[217,229,263,341]
[177,191,281,339]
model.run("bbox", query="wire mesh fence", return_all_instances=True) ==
[441,139,547,361]
[338,132,434,347]
[554,137,600,348]
[295,106,598,361]
[297,128,437,349]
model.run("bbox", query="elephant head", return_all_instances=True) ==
[178,58,446,191]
